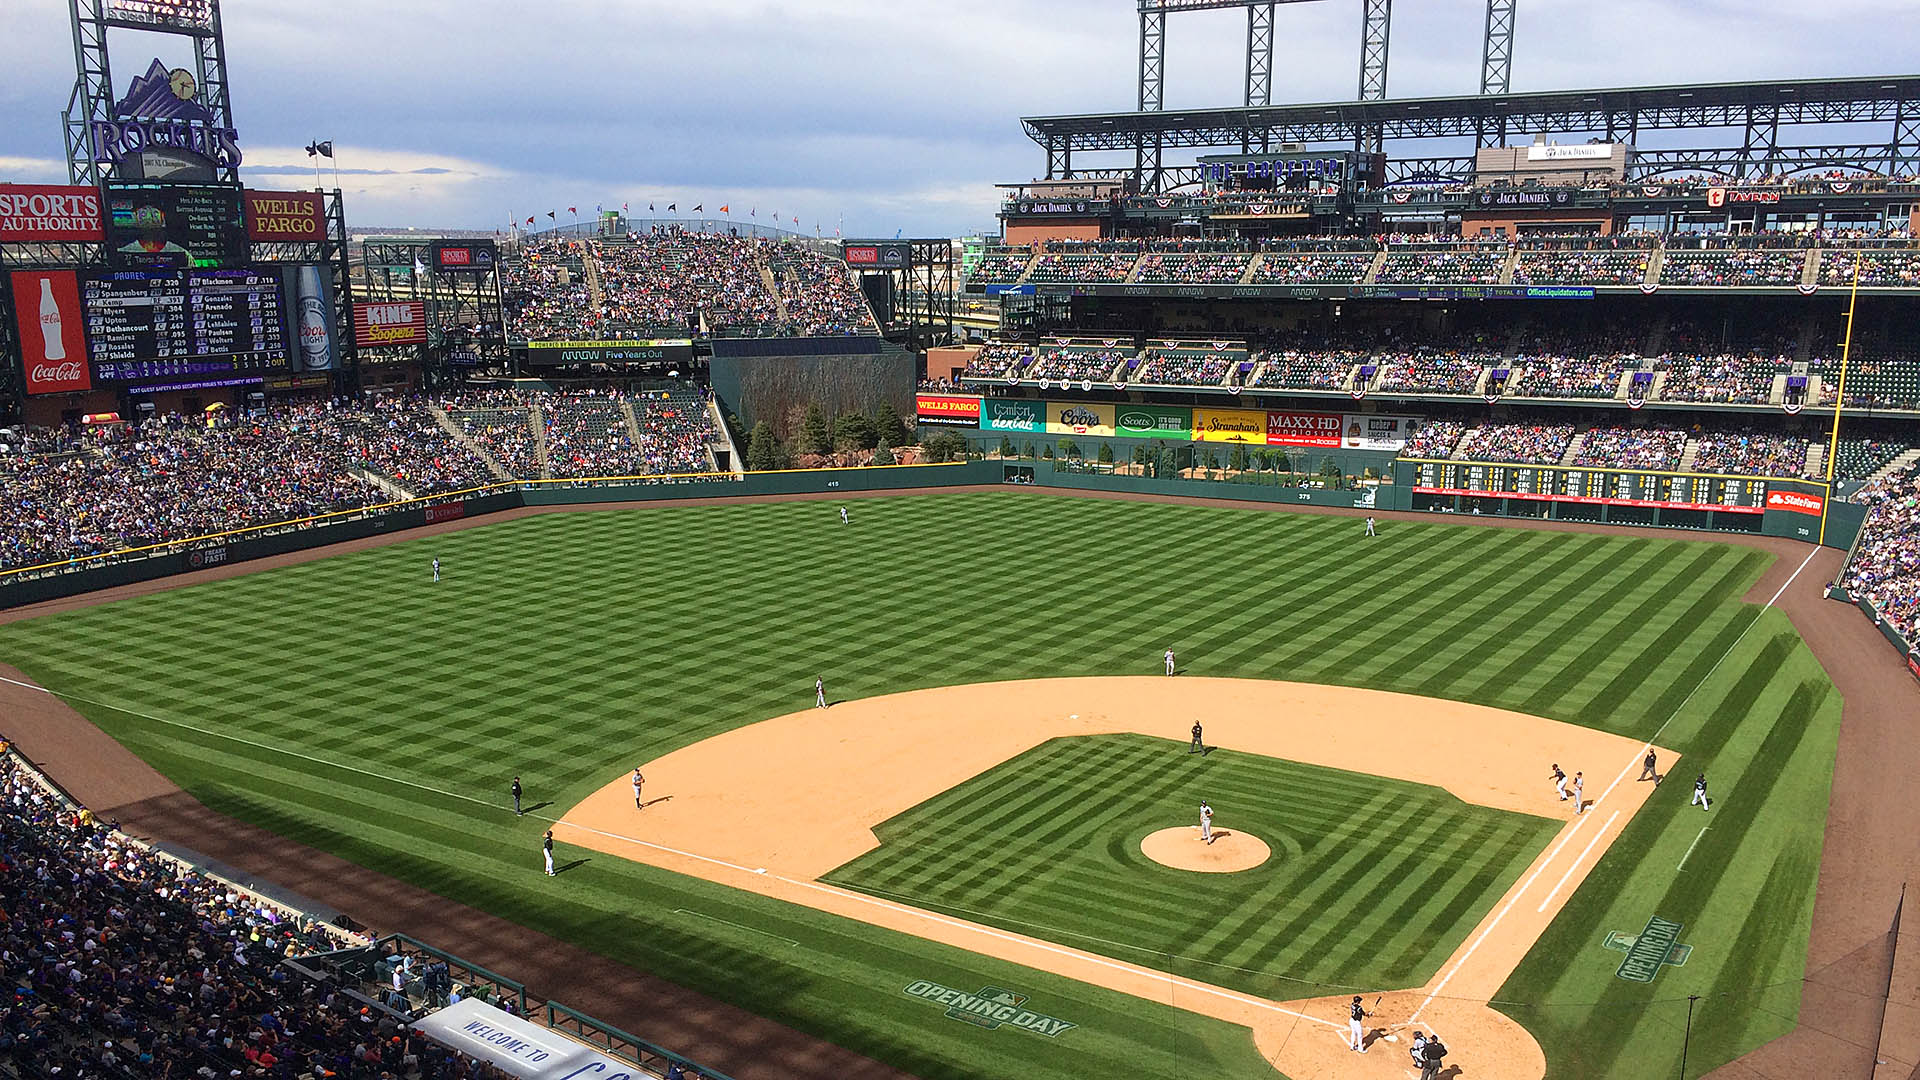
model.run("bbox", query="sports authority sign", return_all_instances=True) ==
[844,242,909,270]
[352,301,428,348]
[10,270,94,395]
[901,981,1075,1038]
[243,190,325,242]
[0,185,104,243]
[435,241,497,274]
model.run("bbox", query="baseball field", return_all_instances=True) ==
[0,490,1847,1080]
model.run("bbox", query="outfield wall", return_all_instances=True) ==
[0,460,1867,614]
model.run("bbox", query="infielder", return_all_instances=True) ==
[631,767,645,809]
[1364,516,1377,537]
[1189,721,1204,755]
[1347,995,1371,1053]
[431,557,440,583]
[815,677,827,709]
[1164,648,1176,676]
[542,830,555,876]
[839,506,849,525]
[1199,801,1214,844]
[1692,772,1711,811]
[1570,771,1585,814]
[1550,763,1567,801]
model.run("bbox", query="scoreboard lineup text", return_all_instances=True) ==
[1408,460,1769,513]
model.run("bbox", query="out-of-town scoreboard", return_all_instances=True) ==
[1407,460,1770,513]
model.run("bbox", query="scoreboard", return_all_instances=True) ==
[82,268,290,381]
[1408,461,1768,513]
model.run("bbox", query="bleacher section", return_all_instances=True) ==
[1025,252,1139,283]
[1133,340,1248,387]
[1133,252,1252,284]
[1376,244,1507,285]
[1658,248,1806,287]
[1027,337,1131,384]
[1512,245,1652,286]
[1249,251,1375,283]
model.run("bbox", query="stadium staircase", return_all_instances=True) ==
[1803,441,1826,480]
[1769,373,1790,406]
[1013,257,1038,286]
[1643,247,1665,288]
[584,246,606,307]
[1123,259,1144,283]
[529,402,553,479]
[1872,447,1920,483]
[427,405,513,481]
[761,262,790,324]
[618,399,645,449]
[1362,249,1389,284]
[1802,250,1823,289]
[1678,434,1703,472]
[1559,430,1590,466]
[1238,255,1264,285]
[1245,355,1271,384]
[351,465,416,501]
[708,399,743,475]
[1498,247,1520,285]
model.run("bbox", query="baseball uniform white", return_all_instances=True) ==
[1165,649,1176,676]
[1199,803,1213,843]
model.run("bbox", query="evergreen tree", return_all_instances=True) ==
[871,402,909,448]
[797,403,832,456]
[834,412,878,451]
[1097,442,1114,464]
[871,437,895,465]
[745,421,779,472]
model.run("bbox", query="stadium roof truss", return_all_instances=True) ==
[1025,74,1920,189]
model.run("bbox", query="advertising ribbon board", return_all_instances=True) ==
[1340,413,1421,451]
[1045,401,1114,438]
[980,398,1046,433]
[915,393,981,426]
[1115,403,1192,440]
[1765,489,1825,517]
[1265,410,1343,448]
[1192,407,1267,443]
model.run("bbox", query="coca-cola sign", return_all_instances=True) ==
[0,185,105,244]
[11,271,94,395]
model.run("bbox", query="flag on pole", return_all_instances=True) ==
[305,140,333,158]
[718,205,729,214]
[568,206,576,215]
[667,203,676,211]
[692,204,703,212]
[413,254,427,277]
[546,211,556,220]
[526,216,535,225]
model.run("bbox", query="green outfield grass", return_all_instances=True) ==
[824,733,1561,996]
[0,492,1839,1080]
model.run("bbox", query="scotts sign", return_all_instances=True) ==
[1765,489,1825,516]
[352,301,429,348]
[93,59,242,169]
[11,270,94,395]
[0,185,105,243]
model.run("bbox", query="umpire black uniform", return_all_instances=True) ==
[1419,1033,1446,1079]
[1189,722,1204,754]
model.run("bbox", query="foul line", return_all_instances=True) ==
[1536,810,1618,913]
[1677,827,1709,872]
[1411,545,1816,1025]
[672,908,799,947]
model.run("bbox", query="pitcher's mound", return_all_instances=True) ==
[1140,826,1271,873]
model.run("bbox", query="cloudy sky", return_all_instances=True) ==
[2,0,1916,237]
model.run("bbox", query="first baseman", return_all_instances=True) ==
[1570,771,1585,814]
[632,767,645,809]
[1199,801,1213,844]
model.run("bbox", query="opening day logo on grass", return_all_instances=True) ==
[902,981,1076,1038]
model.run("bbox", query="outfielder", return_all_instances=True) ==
[839,506,849,525]
[1692,772,1711,811]
[1550,763,1567,801]
[1364,516,1377,537]
[1199,801,1213,844]
[1165,648,1176,676]
[815,677,827,709]
[432,557,440,583]
[1347,995,1371,1053]
[632,767,645,809]
[542,830,555,876]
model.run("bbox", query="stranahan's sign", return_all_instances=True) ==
[92,59,242,174]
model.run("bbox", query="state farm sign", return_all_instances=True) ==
[1765,489,1825,516]
[352,301,428,348]
[0,185,105,243]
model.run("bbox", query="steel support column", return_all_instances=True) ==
[193,3,238,184]
[1892,101,1920,177]
[1046,138,1067,180]
[1245,3,1274,107]
[1138,7,1165,113]
[63,0,113,185]
[1357,0,1390,154]
[1476,0,1515,148]
[1739,104,1781,180]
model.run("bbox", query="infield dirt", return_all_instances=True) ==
[559,676,1671,1080]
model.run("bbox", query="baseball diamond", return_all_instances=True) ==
[0,491,1864,1080]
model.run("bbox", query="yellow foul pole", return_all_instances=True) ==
[1825,254,1863,485]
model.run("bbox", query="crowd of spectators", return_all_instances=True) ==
[1572,426,1689,471]
[1373,350,1498,395]
[442,392,545,480]
[328,398,499,495]
[1248,348,1363,390]
[1250,252,1376,284]
[962,342,1030,381]
[1512,247,1650,286]
[1376,246,1507,285]
[1842,463,1920,639]
[502,239,593,340]
[1659,249,1808,287]
[1453,422,1578,465]
[1815,352,1920,411]
[967,252,1031,284]
[1028,346,1128,384]
[1510,353,1635,399]
[1817,248,1920,287]
[1656,353,1792,404]
[1024,253,1139,284]
[1133,348,1236,386]
[0,747,540,1080]
[1399,421,1467,459]
[1692,431,1808,476]
[1132,253,1251,284]
[768,248,879,336]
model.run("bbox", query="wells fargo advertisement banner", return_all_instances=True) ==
[1045,400,1114,437]
[1192,407,1267,443]
[243,189,325,242]
[915,393,981,427]
[1114,403,1192,440]
[979,398,1046,433]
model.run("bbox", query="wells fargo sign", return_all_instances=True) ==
[243,190,325,242]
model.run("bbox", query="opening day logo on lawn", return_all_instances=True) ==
[902,981,1076,1037]
[1605,915,1692,982]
